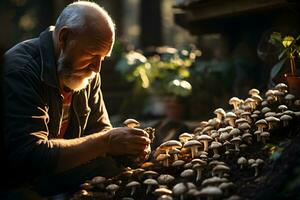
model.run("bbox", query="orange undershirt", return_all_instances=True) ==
[57,90,73,138]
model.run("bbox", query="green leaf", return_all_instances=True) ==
[270,57,287,80]
[278,48,289,60]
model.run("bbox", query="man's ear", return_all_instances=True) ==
[58,26,70,50]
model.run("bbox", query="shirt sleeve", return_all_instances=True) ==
[4,67,59,178]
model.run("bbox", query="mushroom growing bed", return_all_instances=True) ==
[71,83,300,200]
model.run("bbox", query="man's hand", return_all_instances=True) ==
[106,127,151,156]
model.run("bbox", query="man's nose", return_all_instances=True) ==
[90,56,102,73]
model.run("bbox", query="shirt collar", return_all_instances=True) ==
[39,26,60,89]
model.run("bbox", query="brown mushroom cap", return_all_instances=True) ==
[154,187,172,196]
[123,118,140,128]
[157,174,175,185]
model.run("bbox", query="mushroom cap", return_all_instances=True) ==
[265,116,280,122]
[248,159,255,165]
[172,160,185,167]
[229,97,241,105]
[235,118,248,125]
[172,183,187,196]
[238,122,251,130]
[249,88,260,96]
[252,94,263,102]
[191,158,207,165]
[278,104,288,111]
[180,169,194,178]
[158,195,173,200]
[91,176,106,185]
[183,139,202,148]
[160,140,182,150]
[157,174,175,185]
[201,176,225,187]
[285,94,295,100]
[261,107,271,114]
[219,182,235,190]
[261,131,270,137]
[212,164,230,174]
[231,136,242,143]
[143,178,158,185]
[126,181,141,187]
[255,119,268,126]
[141,162,154,169]
[210,141,222,149]
[197,134,213,142]
[179,133,193,141]
[198,186,223,197]
[220,132,230,142]
[123,118,140,127]
[143,170,159,178]
[153,188,172,196]
[226,112,237,118]
[280,114,293,121]
[106,184,119,191]
[275,83,288,91]
[237,157,247,165]
[214,108,226,116]
[156,154,170,162]
[256,158,264,165]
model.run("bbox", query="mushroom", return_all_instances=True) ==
[172,182,188,200]
[179,133,193,143]
[91,176,106,189]
[160,140,183,156]
[202,176,226,187]
[260,131,270,144]
[214,108,226,121]
[237,156,247,169]
[225,112,237,127]
[249,88,260,96]
[143,170,159,179]
[157,174,175,185]
[280,114,293,127]
[219,182,235,197]
[180,169,195,180]
[143,178,158,194]
[158,195,173,200]
[106,184,119,196]
[230,136,242,152]
[212,164,230,178]
[153,187,172,197]
[126,181,141,196]
[197,135,213,152]
[229,97,241,111]
[255,119,268,132]
[251,159,264,177]
[198,186,223,200]
[265,116,280,130]
[278,104,288,112]
[192,159,207,182]
[172,159,185,169]
[183,139,202,158]
[123,118,140,128]
[209,141,222,159]
[242,133,252,145]
[285,94,295,106]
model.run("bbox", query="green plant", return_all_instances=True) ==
[116,45,201,98]
[269,32,300,80]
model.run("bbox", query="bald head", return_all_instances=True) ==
[55,1,115,41]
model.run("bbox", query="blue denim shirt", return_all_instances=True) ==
[3,27,112,178]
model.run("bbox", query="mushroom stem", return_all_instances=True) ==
[146,185,152,195]
[196,169,202,182]
[203,141,209,152]
[131,187,136,196]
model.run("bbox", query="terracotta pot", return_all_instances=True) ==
[286,75,300,98]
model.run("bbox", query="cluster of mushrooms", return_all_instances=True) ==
[72,83,300,200]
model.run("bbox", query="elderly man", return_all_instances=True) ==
[3,1,150,197]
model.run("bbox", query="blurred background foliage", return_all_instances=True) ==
[2,0,298,124]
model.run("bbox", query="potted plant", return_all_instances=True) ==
[269,32,300,97]
[116,45,200,119]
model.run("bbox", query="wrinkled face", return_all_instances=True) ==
[57,29,113,91]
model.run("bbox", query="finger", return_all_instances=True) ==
[130,128,149,138]
[129,135,151,145]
